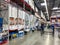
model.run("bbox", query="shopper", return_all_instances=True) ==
[51,24,55,36]
[41,23,44,36]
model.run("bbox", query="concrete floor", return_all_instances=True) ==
[9,28,60,45]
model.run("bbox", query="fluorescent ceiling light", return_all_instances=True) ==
[52,7,58,10]
[41,3,46,6]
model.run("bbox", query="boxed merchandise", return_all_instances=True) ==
[18,31,24,37]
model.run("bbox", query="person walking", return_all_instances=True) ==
[51,24,55,36]
[41,23,44,36]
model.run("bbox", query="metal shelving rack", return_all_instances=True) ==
[0,0,9,45]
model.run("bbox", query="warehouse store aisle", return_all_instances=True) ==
[9,29,60,45]
[9,31,40,45]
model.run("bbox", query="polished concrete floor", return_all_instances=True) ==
[9,28,60,45]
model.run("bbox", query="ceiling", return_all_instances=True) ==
[1,0,60,21]
[34,0,60,21]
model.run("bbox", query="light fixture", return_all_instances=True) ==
[52,7,58,10]
[41,3,46,6]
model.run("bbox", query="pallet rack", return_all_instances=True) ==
[0,0,9,45]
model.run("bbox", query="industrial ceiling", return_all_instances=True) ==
[34,0,60,21]
[0,0,60,21]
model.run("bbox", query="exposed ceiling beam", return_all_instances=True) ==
[44,0,49,20]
